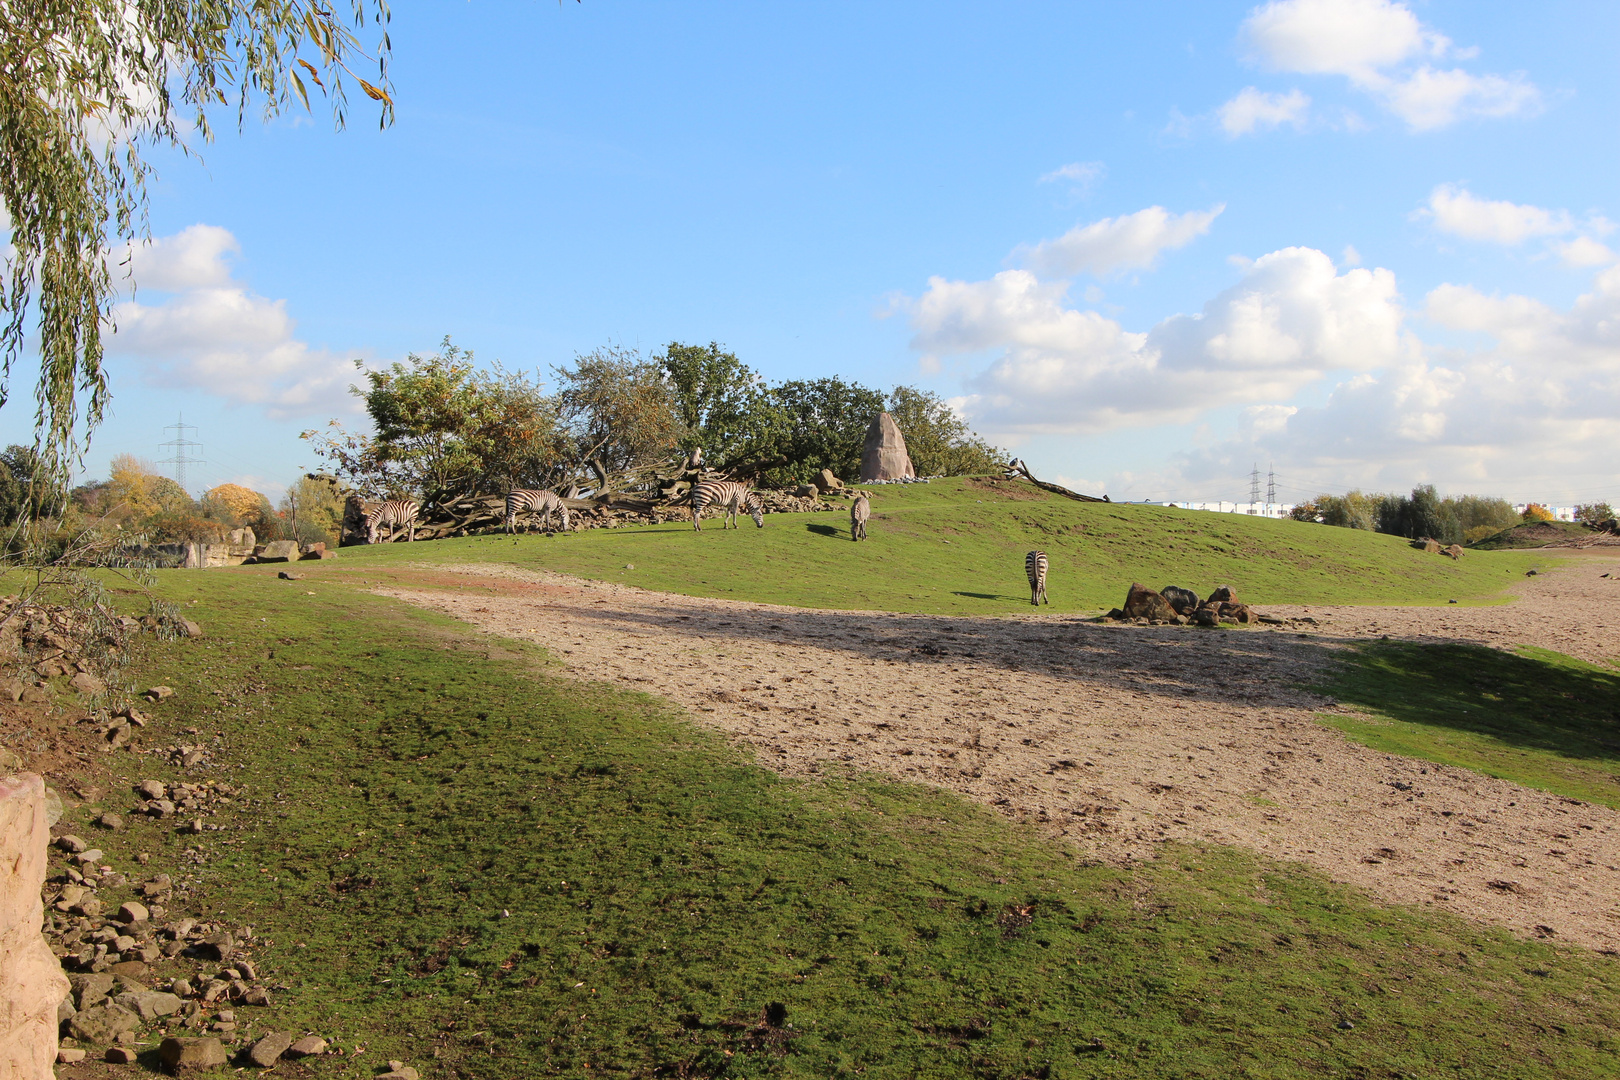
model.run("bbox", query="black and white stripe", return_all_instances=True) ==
[690,480,763,531]
[365,499,419,543]
[1025,550,1048,606]
[850,492,870,541]
[505,489,571,534]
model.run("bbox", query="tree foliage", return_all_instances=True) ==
[554,345,683,485]
[884,386,1004,478]
[1296,487,1518,545]
[659,341,775,468]
[0,0,394,477]
[1575,502,1615,526]
[305,338,563,506]
[1522,503,1555,523]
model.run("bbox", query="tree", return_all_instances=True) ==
[1522,503,1555,523]
[1575,502,1615,526]
[0,444,60,524]
[885,386,1003,477]
[659,341,776,468]
[755,377,887,484]
[280,475,346,546]
[0,0,394,478]
[306,338,563,505]
[206,483,268,522]
[554,345,683,486]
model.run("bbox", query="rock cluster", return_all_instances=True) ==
[1105,584,1288,628]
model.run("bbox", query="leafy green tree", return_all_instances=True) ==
[305,338,563,505]
[752,377,887,485]
[0,444,61,524]
[885,386,1003,477]
[659,342,777,468]
[0,0,394,477]
[554,345,684,484]
[280,475,347,546]
[1575,502,1615,526]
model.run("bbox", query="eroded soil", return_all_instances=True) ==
[375,555,1620,951]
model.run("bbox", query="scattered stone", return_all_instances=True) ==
[248,1031,294,1067]
[178,618,204,638]
[286,1035,328,1058]
[57,1048,87,1064]
[69,973,116,1004]
[170,978,192,998]
[57,834,88,854]
[117,901,150,924]
[77,848,104,864]
[146,798,176,818]
[97,812,124,830]
[144,686,175,702]
[106,1046,139,1063]
[70,671,107,697]
[241,987,271,1006]
[1159,585,1199,615]
[1190,608,1219,628]
[58,996,77,1023]
[378,1063,421,1080]
[108,960,149,979]
[158,1036,227,1071]
[1121,583,1178,622]
[233,959,257,980]
[137,780,167,800]
[68,1003,141,1043]
[1206,585,1238,604]
[1526,569,1538,576]
[277,571,302,581]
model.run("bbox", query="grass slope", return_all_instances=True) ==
[1470,521,1593,550]
[329,478,1542,615]
[1317,642,1620,808]
[48,569,1620,1078]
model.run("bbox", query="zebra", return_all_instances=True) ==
[850,492,870,541]
[505,489,571,534]
[1025,550,1048,606]
[690,480,763,531]
[365,499,419,544]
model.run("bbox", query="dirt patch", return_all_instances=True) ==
[377,555,1620,951]
[962,477,1050,501]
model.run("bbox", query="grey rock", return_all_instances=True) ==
[199,930,234,961]
[105,1046,139,1063]
[137,780,167,800]
[67,1004,140,1043]
[56,834,88,854]
[57,997,77,1023]
[70,671,106,696]
[285,1035,328,1057]
[158,1036,227,1070]
[170,978,192,998]
[858,412,915,481]
[248,1032,294,1067]
[69,973,116,1005]
[144,685,175,701]
[43,785,62,825]
[115,991,181,1020]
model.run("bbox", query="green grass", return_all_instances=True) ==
[1318,642,1620,808]
[40,569,1620,1078]
[320,477,1543,614]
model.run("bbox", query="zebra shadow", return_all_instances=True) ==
[805,524,848,539]
[951,591,1026,604]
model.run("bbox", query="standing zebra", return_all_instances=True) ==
[1025,550,1048,606]
[690,480,764,531]
[505,489,571,534]
[850,492,870,541]
[365,499,419,544]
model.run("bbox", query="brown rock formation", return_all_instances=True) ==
[859,413,915,482]
[0,772,71,1078]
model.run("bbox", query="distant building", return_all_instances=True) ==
[1512,504,1578,522]
[1144,501,1296,519]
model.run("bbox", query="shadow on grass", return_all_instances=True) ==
[1317,641,1620,805]
[951,591,1023,603]
[805,523,846,539]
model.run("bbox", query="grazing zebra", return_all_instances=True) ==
[690,480,763,531]
[1025,550,1048,606]
[365,499,419,544]
[850,492,870,541]
[505,489,571,534]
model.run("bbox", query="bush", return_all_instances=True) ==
[1522,503,1555,523]
[1575,502,1614,526]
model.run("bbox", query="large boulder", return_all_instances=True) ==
[812,469,843,493]
[1160,586,1199,615]
[1206,585,1239,605]
[1122,583,1178,622]
[858,413,915,482]
[0,772,72,1076]
[158,1037,227,1071]
[253,540,300,563]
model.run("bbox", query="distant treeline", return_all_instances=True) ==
[1291,486,1613,546]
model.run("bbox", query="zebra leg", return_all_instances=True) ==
[692,499,703,531]
[560,505,571,532]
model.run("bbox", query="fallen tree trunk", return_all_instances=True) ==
[1003,458,1109,503]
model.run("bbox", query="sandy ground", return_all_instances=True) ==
[375,553,1620,951]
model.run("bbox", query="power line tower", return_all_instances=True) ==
[1249,463,1261,514]
[158,414,205,495]
[1266,464,1276,517]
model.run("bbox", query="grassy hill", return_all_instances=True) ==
[334,476,1544,613]
[48,572,1617,1078]
[1469,520,1594,550]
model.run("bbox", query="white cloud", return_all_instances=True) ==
[1172,265,1620,494]
[1236,0,1540,132]
[108,225,367,419]
[1423,184,1572,245]
[1380,67,1539,132]
[1556,237,1618,269]
[1015,205,1224,279]
[1219,87,1311,135]
[1243,0,1445,80]
[1038,161,1105,190]
[910,246,1404,436]
[112,224,240,291]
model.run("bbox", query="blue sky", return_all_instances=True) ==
[7,0,1615,507]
